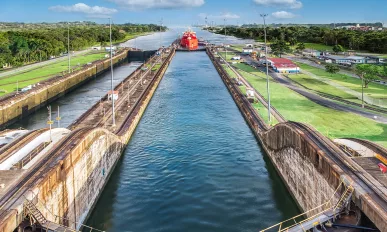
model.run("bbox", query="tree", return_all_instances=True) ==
[332,44,344,53]
[270,39,290,58]
[296,42,305,52]
[325,63,340,76]
[355,64,380,88]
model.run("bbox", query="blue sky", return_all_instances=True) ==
[1,0,386,26]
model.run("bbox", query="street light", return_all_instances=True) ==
[159,18,163,49]
[224,18,227,62]
[68,23,71,73]
[261,13,271,123]
[109,18,115,126]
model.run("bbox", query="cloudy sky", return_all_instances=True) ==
[1,0,386,25]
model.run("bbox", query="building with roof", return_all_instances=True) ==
[346,56,366,64]
[242,47,253,54]
[261,58,300,73]
[302,49,322,57]
[325,55,353,65]
[364,56,383,64]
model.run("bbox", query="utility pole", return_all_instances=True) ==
[109,18,115,126]
[261,13,271,123]
[68,23,71,73]
[224,18,227,62]
[47,106,53,142]
[361,74,365,108]
[56,106,61,128]
[16,80,19,94]
[159,18,163,49]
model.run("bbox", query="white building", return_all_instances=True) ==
[347,56,366,64]
[242,47,253,54]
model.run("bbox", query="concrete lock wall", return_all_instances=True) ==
[127,50,157,62]
[31,129,124,229]
[0,50,129,129]
[17,49,177,230]
[260,125,341,214]
[206,48,343,215]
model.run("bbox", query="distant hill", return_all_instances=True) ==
[240,22,384,28]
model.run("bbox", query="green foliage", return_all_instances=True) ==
[0,23,163,68]
[296,42,305,52]
[355,64,381,88]
[332,44,344,53]
[325,63,340,75]
[210,26,387,53]
[270,39,291,57]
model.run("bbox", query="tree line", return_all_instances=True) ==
[210,26,387,53]
[0,24,165,68]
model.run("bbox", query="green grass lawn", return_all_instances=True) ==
[151,63,161,71]
[0,52,107,95]
[114,32,152,44]
[304,43,334,51]
[234,63,387,147]
[286,73,362,104]
[297,62,387,100]
[221,63,278,125]
[218,51,240,62]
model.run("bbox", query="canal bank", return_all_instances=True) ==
[84,51,300,231]
[0,49,129,130]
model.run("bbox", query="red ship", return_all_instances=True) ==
[180,30,199,50]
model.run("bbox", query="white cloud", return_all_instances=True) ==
[49,3,117,16]
[253,0,302,9]
[108,0,204,10]
[199,13,240,20]
[271,11,296,19]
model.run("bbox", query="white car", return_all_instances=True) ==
[231,56,241,60]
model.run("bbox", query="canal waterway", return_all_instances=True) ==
[10,62,141,130]
[11,28,251,130]
[85,29,300,231]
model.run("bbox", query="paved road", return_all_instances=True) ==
[230,50,387,124]
[286,56,387,86]
[0,49,91,79]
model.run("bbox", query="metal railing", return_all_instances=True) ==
[24,190,105,232]
[260,180,353,232]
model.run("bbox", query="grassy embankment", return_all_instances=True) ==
[303,43,334,51]
[113,32,153,44]
[217,56,278,125]
[218,54,387,147]
[0,52,107,96]
[286,73,363,104]
[296,62,387,101]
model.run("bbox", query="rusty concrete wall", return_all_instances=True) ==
[207,49,342,214]
[9,50,177,231]
[207,48,387,230]
[30,128,124,229]
[260,125,342,214]
[0,50,128,129]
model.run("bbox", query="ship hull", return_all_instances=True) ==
[180,30,199,50]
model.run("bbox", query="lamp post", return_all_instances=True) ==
[361,73,365,108]
[261,13,271,123]
[109,18,115,126]
[224,18,227,62]
[68,23,71,73]
[159,18,163,49]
